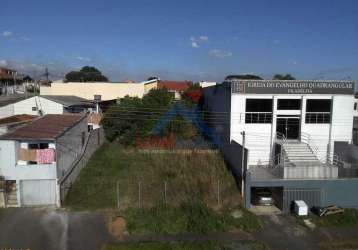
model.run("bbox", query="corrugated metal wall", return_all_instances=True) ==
[283,188,323,214]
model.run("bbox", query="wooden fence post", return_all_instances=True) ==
[116,180,120,209]
[217,180,220,206]
[164,181,167,205]
[138,181,142,208]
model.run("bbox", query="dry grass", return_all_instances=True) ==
[65,142,241,210]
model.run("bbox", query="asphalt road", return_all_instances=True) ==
[1,208,357,250]
[254,214,319,250]
[0,208,114,250]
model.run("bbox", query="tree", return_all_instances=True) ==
[102,88,174,144]
[182,83,202,105]
[64,66,109,82]
[225,74,263,80]
[273,74,296,80]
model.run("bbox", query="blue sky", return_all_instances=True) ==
[0,0,357,82]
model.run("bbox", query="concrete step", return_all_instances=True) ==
[286,159,321,163]
[284,148,312,151]
[284,145,310,148]
[287,155,318,159]
[7,196,17,201]
[286,151,316,154]
[6,204,18,208]
[283,144,310,147]
[286,154,318,158]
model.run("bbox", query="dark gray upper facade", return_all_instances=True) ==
[229,80,355,95]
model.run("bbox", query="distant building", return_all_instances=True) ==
[40,81,147,100]
[0,95,96,119]
[0,114,88,207]
[0,68,24,95]
[199,81,217,88]
[158,80,192,99]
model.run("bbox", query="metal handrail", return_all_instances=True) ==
[325,154,343,167]
[276,132,287,144]
[271,151,289,169]
[301,132,320,158]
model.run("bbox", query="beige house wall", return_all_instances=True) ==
[144,81,158,94]
[40,82,145,100]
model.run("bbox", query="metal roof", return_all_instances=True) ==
[0,114,85,141]
[40,95,91,107]
[0,114,38,125]
[0,95,30,107]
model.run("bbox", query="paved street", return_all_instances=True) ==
[1,208,358,250]
[0,208,114,250]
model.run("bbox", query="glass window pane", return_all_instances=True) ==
[277,99,301,110]
[246,99,273,112]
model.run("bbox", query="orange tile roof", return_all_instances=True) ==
[158,80,192,92]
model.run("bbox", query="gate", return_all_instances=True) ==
[283,188,324,214]
[20,179,57,206]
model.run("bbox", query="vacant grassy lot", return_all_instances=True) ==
[65,142,262,234]
[102,241,268,250]
[66,142,241,210]
[311,209,358,227]
[123,202,262,234]
[102,242,220,250]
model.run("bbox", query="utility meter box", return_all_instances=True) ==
[294,200,308,216]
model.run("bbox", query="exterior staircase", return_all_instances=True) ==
[282,141,322,167]
[279,141,338,179]
[6,181,18,207]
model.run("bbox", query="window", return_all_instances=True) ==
[25,143,49,164]
[245,99,273,123]
[28,143,49,149]
[32,107,38,111]
[88,125,94,132]
[305,99,331,123]
[277,99,301,110]
[354,103,357,111]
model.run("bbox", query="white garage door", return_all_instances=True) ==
[20,180,57,206]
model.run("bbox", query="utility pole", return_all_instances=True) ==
[241,131,246,199]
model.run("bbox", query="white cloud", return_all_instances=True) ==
[199,36,208,41]
[2,31,13,37]
[189,35,209,48]
[76,56,91,62]
[0,60,8,66]
[208,49,233,58]
[21,36,30,41]
[191,41,199,48]
[273,39,280,45]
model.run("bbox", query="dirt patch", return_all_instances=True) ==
[108,216,127,239]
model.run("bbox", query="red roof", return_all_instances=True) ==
[0,114,85,140]
[158,80,192,92]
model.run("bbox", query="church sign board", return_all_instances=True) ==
[230,80,355,95]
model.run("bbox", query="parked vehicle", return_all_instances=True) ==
[252,188,274,206]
